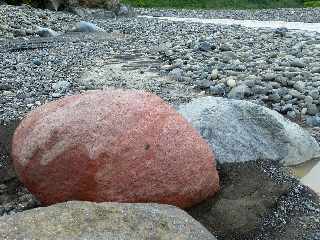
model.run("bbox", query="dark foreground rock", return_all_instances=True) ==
[188,160,320,240]
[0,201,217,240]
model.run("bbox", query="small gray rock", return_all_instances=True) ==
[293,81,305,92]
[209,84,225,96]
[309,90,319,100]
[252,86,267,95]
[36,27,58,37]
[32,59,41,66]
[228,85,251,99]
[52,81,71,92]
[287,110,297,119]
[195,80,214,90]
[281,104,294,113]
[268,93,281,102]
[307,104,318,116]
[219,43,232,51]
[72,21,105,33]
[306,114,320,127]
[304,96,314,105]
[197,41,215,52]
[263,73,276,81]
[311,67,320,73]
[289,89,304,99]
[168,68,183,82]
[290,59,305,68]
[211,69,219,80]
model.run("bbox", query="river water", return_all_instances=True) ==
[140,15,320,34]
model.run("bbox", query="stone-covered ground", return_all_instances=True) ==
[0,3,320,240]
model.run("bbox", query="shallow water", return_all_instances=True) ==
[290,158,319,178]
[300,161,320,195]
[140,15,320,34]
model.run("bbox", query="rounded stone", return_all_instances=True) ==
[226,78,237,88]
[12,89,219,208]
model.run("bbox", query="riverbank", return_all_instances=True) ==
[0,4,320,239]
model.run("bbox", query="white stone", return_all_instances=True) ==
[211,69,219,80]
[226,78,237,88]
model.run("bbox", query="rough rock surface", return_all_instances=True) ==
[178,97,320,166]
[0,201,217,240]
[11,89,219,208]
[188,160,320,240]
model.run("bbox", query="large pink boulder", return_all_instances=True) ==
[12,89,219,208]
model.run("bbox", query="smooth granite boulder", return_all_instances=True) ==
[178,97,320,166]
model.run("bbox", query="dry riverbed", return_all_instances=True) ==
[0,3,320,240]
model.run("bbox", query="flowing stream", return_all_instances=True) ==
[139,15,320,34]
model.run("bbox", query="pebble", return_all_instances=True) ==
[306,114,320,127]
[36,27,58,37]
[289,89,304,99]
[195,80,214,90]
[307,104,318,115]
[52,81,71,92]
[263,72,276,81]
[32,59,41,66]
[219,43,232,51]
[226,78,237,88]
[305,96,314,105]
[228,85,251,99]
[168,68,184,81]
[209,84,225,96]
[287,111,297,119]
[268,93,281,102]
[2,90,14,96]
[293,81,305,92]
[211,69,219,80]
[197,41,215,51]
[72,21,105,32]
[290,59,305,68]
[309,90,319,100]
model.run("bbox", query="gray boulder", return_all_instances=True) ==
[178,97,320,166]
[0,201,216,240]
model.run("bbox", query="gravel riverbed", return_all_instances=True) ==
[0,3,320,239]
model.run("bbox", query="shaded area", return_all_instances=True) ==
[0,119,40,216]
[0,119,19,182]
[188,160,320,240]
